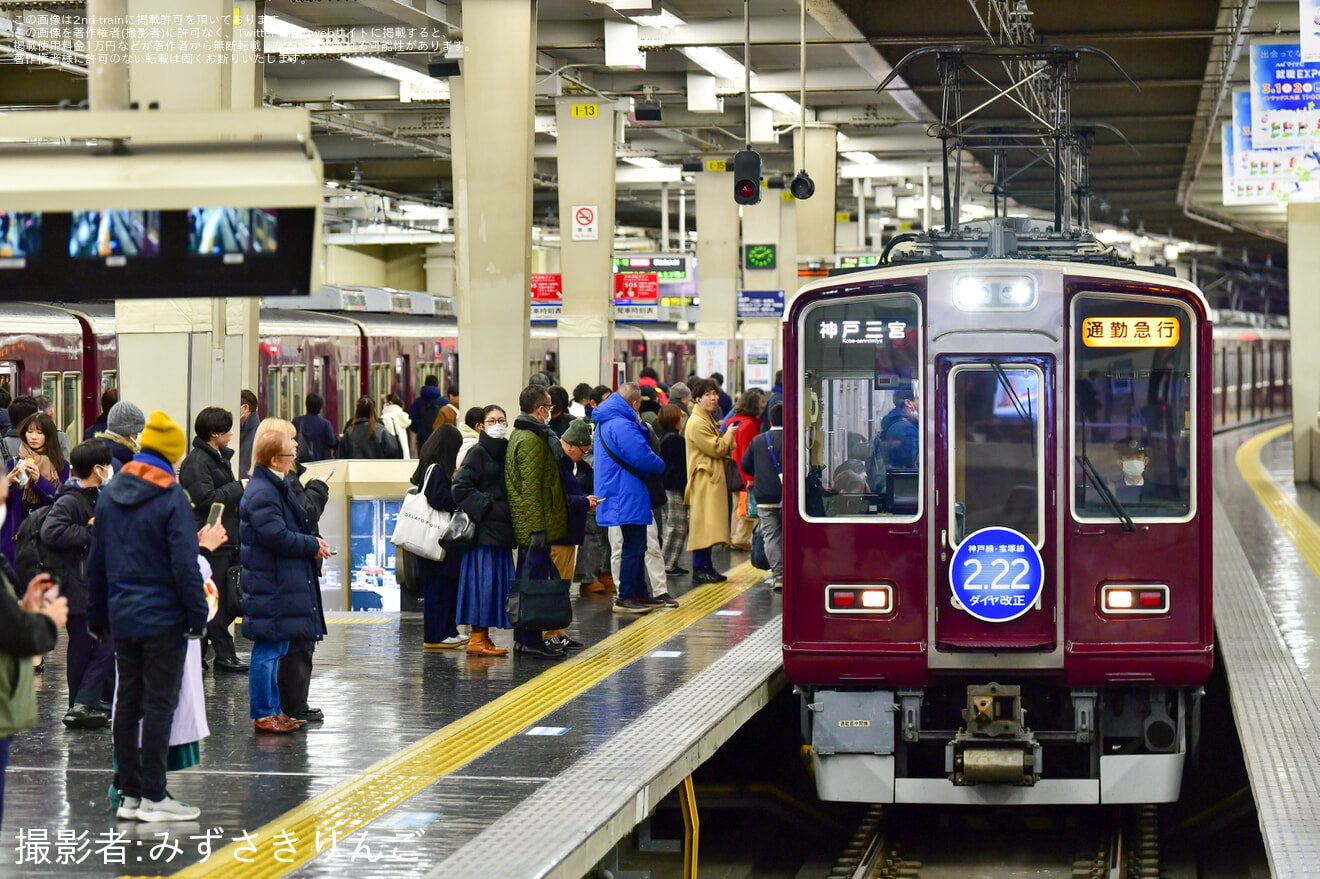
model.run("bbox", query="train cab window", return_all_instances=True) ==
[1072,295,1194,522]
[949,365,1044,547]
[800,293,922,520]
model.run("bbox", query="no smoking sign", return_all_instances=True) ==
[570,204,599,241]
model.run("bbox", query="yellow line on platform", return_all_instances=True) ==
[1234,423,1320,582]
[169,563,762,879]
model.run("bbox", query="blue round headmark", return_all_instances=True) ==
[949,526,1044,623]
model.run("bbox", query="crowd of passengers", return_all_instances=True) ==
[0,366,785,826]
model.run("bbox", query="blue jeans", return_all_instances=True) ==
[618,523,648,602]
[249,640,289,719]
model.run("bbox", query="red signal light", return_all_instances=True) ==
[736,180,758,200]
[267,344,280,355]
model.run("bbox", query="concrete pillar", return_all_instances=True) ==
[1288,202,1320,482]
[794,126,839,263]
[740,195,782,388]
[450,1,537,411]
[555,96,617,387]
[695,170,739,382]
[112,0,260,455]
[779,194,800,303]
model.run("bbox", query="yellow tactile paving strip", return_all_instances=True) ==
[162,562,761,879]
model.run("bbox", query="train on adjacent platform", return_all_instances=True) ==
[780,221,1291,807]
[0,302,705,439]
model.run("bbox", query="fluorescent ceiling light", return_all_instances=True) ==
[261,14,313,38]
[344,56,435,86]
[621,156,664,168]
[682,46,748,83]
[754,91,803,119]
[843,151,880,164]
[632,10,686,28]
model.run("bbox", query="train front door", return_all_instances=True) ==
[933,355,1057,651]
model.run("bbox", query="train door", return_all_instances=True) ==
[0,362,17,399]
[933,356,1056,651]
[292,365,306,420]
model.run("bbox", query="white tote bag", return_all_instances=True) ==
[390,464,450,561]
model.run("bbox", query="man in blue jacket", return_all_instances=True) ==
[87,411,207,824]
[591,384,665,614]
[408,376,445,449]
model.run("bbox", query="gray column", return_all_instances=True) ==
[794,126,839,263]
[1288,202,1320,482]
[451,1,538,410]
[695,170,739,381]
[740,195,783,387]
[555,96,617,387]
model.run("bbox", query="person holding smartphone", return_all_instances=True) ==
[41,440,116,728]
[179,407,248,674]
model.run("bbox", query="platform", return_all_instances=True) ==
[1213,422,1320,877]
[3,560,783,878]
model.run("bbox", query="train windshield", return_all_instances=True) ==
[1072,294,1194,521]
[800,293,922,520]
[949,364,1044,547]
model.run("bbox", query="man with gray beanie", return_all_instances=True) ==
[94,401,146,471]
[668,382,692,415]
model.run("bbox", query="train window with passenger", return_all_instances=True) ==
[1072,294,1194,522]
[800,292,922,521]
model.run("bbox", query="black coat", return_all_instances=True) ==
[288,464,329,579]
[338,419,402,459]
[39,483,98,614]
[740,428,784,506]
[178,438,243,547]
[415,464,464,579]
[659,429,687,492]
[451,432,514,548]
[239,465,325,643]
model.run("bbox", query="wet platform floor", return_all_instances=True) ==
[3,553,780,878]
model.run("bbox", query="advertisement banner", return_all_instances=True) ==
[695,339,729,380]
[530,273,562,320]
[613,272,658,321]
[743,339,774,389]
[737,289,786,319]
[1248,41,1320,149]
[1232,82,1320,203]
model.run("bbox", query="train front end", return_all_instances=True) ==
[782,258,1212,805]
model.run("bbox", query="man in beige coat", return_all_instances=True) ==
[683,378,737,584]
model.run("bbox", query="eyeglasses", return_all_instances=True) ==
[484,418,507,426]
[273,453,295,460]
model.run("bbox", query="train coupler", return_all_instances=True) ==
[947,682,1041,786]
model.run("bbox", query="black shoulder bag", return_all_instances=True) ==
[598,431,666,510]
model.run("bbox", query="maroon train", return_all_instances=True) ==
[782,250,1230,805]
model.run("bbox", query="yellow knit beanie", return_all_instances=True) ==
[139,410,187,464]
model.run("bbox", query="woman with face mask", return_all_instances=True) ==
[2,413,70,568]
[451,405,516,656]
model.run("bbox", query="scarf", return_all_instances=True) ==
[19,440,60,505]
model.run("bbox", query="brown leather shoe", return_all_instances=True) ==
[466,632,508,656]
[597,573,617,593]
[276,713,308,728]
[254,715,297,734]
[580,581,609,595]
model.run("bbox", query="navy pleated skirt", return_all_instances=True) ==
[456,545,514,629]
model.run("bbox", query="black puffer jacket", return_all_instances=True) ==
[451,431,514,548]
[39,483,98,614]
[178,438,243,547]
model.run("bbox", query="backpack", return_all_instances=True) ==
[13,504,73,587]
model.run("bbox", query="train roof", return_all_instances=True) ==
[258,308,363,337]
[790,258,1211,318]
[0,301,92,334]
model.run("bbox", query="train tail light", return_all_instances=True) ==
[1100,583,1169,615]
[826,584,894,615]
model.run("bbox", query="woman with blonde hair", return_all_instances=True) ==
[253,417,333,723]
[683,379,737,584]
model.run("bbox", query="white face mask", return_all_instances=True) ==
[486,423,508,440]
[1122,460,1145,478]
[97,465,114,483]
[0,504,6,532]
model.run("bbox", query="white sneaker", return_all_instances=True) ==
[116,796,141,820]
[438,634,469,648]
[136,795,200,822]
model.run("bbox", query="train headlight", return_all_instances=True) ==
[952,275,1037,311]
[825,584,894,615]
[1100,583,1169,615]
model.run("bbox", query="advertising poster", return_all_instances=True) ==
[1222,123,1239,206]
[696,339,729,380]
[530,273,562,320]
[743,339,774,389]
[1248,41,1320,150]
[1232,82,1320,203]
[612,272,659,320]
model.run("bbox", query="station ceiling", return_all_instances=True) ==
[0,0,1299,262]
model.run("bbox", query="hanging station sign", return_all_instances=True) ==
[530,273,562,320]
[612,272,658,320]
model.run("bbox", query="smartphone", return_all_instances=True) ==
[207,502,225,529]
[43,582,59,604]
[323,470,335,480]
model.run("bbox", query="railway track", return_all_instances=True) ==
[828,804,1161,879]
